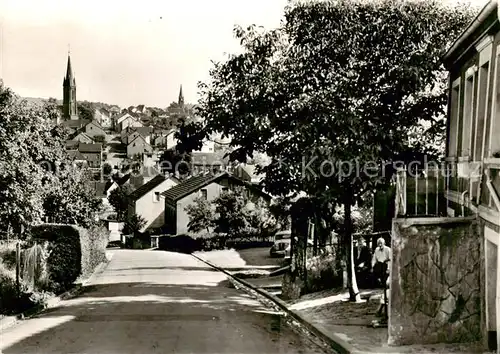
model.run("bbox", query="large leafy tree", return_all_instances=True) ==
[185,197,215,234]
[78,101,95,121]
[191,0,476,300]
[108,184,135,221]
[0,82,103,237]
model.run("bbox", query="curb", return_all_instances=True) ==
[0,252,113,332]
[191,253,356,354]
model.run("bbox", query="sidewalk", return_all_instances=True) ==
[194,249,487,354]
[287,288,486,353]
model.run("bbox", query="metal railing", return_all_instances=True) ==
[395,167,447,217]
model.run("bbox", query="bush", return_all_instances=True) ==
[0,243,17,270]
[31,224,82,293]
[0,262,51,315]
[303,247,342,294]
[0,272,35,315]
[30,223,109,292]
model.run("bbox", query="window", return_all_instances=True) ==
[490,46,500,157]
[462,70,476,157]
[449,80,461,157]
[201,189,208,200]
[154,192,161,202]
[475,61,490,162]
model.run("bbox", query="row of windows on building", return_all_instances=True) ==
[448,38,500,162]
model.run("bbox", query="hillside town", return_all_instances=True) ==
[1,0,500,353]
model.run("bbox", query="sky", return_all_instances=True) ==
[0,0,289,108]
[0,0,490,109]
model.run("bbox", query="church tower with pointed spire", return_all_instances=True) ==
[63,53,78,120]
[178,84,184,107]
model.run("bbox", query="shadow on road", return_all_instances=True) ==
[1,279,331,354]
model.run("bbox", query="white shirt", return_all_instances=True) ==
[372,245,391,267]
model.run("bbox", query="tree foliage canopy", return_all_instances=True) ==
[194,0,475,206]
[0,82,103,235]
[185,187,275,238]
[108,184,135,221]
[189,0,476,299]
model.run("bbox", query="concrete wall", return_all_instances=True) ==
[389,217,482,346]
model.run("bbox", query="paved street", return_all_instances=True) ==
[0,250,333,354]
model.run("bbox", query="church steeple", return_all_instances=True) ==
[178,84,184,107]
[63,52,78,120]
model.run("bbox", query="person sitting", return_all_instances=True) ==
[371,237,391,288]
[355,238,371,288]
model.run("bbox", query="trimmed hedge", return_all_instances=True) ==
[30,223,108,292]
[81,225,109,279]
[31,224,81,292]
[157,234,274,253]
[158,235,201,254]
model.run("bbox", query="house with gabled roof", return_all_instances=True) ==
[162,172,271,236]
[191,152,228,175]
[85,120,107,139]
[127,135,153,158]
[136,104,146,114]
[120,114,143,132]
[93,107,112,128]
[121,126,153,145]
[114,112,142,132]
[67,149,86,164]
[65,140,80,151]
[113,172,144,191]
[77,143,102,168]
[72,132,94,144]
[127,174,179,232]
[108,105,121,116]
[152,129,176,149]
[61,119,90,131]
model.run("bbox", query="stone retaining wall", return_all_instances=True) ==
[389,218,481,345]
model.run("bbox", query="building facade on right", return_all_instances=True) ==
[391,2,500,352]
[443,2,500,351]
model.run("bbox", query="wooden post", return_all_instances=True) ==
[395,170,400,217]
[403,167,407,215]
[415,170,418,215]
[425,166,429,216]
[16,241,21,296]
[33,241,37,289]
[446,163,450,212]
[436,168,439,216]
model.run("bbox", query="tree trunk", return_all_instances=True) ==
[344,191,361,302]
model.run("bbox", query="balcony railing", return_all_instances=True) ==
[395,167,448,218]
[396,159,500,218]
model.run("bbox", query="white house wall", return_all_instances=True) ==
[175,181,225,235]
[134,179,179,231]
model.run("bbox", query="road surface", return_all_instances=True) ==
[0,249,334,354]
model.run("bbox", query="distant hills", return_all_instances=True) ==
[20,96,195,114]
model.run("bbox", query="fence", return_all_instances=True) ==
[395,167,447,217]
